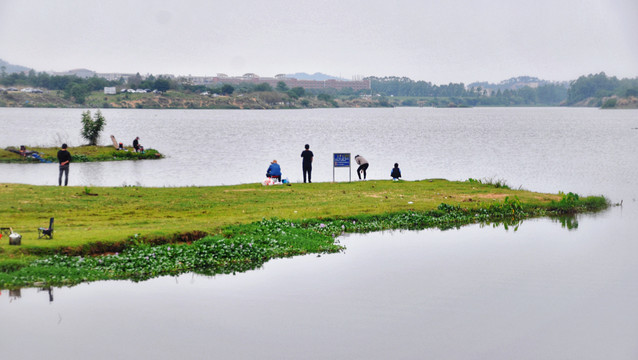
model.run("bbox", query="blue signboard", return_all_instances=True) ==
[333,153,351,167]
[333,153,351,182]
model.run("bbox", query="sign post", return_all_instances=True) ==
[333,153,351,182]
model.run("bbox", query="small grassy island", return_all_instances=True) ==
[1,145,163,163]
[1,110,162,164]
[0,180,608,289]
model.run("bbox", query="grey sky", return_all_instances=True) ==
[1,0,636,84]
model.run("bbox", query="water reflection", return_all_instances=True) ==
[471,214,580,233]
[41,286,54,302]
[9,288,21,300]
[2,211,637,360]
[552,214,579,230]
[476,218,524,232]
[2,286,52,302]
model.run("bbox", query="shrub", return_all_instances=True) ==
[601,98,617,109]
[80,110,106,146]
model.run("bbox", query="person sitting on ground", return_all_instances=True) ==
[391,163,402,181]
[266,160,282,182]
[133,137,141,152]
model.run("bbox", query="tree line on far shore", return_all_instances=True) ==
[0,69,311,105]
[1,66,636,107]
[369,73,638,107]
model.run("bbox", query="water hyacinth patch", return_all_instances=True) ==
[1,218,341,287]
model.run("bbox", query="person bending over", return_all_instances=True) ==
[355,154,369,180]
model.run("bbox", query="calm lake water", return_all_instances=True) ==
[1,107,638,359]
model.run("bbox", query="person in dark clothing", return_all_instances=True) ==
[301,144,313,183]
[57,143,71,186]
[354,155,369,180]
[133,137,141,152]
[266,160,282,182]
[391,163,402,181]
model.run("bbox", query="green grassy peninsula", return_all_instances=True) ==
[0,180,608,288]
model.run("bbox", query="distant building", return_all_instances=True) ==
[97,73,137,82]
[91,71,370,91]
[104,87,116,95]
[57,68,96,78]
[205,74,371,91]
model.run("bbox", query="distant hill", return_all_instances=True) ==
[468,76,568,90]
[0,59,33,74]
[286,72,347,81]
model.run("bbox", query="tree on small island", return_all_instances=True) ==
[81,110,106,146]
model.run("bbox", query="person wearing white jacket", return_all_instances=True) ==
[354,155,369,180]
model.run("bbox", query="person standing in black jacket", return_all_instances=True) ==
[301,144,314,183]
[57,143,71,186]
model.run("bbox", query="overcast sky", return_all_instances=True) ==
[1,0,636,84]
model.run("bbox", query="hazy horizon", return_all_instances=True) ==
[0,58,584,86]
[1,0,636,85]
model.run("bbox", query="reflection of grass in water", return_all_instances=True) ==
[551,215,579,230]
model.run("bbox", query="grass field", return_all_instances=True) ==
[0,179,608,287]
[0,179,597,254]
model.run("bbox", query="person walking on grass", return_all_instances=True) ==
[57,143,71,186]
[301,144,313,183]
[354,154,369,180]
